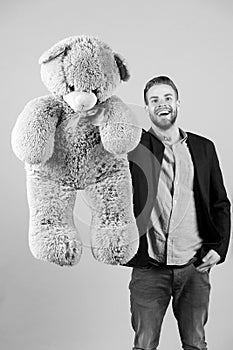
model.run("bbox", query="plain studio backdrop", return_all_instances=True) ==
[1,0,233,349]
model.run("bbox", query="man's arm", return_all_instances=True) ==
[198,142,231,271]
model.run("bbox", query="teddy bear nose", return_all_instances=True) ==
[74,92,97,112]
[63,91,97,112]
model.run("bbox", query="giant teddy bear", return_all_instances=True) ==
[11,35,142,266]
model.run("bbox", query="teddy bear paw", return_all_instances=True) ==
[29,231,82,266]
[91,223,139,265]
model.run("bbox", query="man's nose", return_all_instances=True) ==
[158,100,166,106]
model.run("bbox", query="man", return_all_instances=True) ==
[126,76,231,350]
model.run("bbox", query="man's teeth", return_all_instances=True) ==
[158,110,170,116]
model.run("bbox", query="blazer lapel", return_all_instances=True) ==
[186,133,208,201]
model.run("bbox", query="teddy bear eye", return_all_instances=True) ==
[63,46,71,57]
[92,89,99,101]
[92,89,98,96]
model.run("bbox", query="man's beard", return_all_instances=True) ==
[150,106,178,130]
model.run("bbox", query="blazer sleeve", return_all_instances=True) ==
[209,142,231,262]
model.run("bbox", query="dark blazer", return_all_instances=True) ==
[125,128,231,267]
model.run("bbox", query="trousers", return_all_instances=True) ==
[129,262,211,350]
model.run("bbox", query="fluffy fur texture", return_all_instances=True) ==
[11,35,141,266]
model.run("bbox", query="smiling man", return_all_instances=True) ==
[146,83,179,130]
[126,76,231,350]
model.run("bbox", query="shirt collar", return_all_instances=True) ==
[179,129,188,143]
[148,126,188,145]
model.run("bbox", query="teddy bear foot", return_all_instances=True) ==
[92,241,137,265]
[91,223,139,265]
[29,228,82,266]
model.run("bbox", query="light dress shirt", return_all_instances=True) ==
[147,128,203,265]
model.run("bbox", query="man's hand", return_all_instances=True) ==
[196,249,221,273]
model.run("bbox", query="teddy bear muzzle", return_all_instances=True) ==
[63,91,97,112]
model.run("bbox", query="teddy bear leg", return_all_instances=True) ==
[27,174,82,266]
[85,171,139,265]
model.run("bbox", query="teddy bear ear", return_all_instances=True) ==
[38,39,72,64]
[114,53,130,82]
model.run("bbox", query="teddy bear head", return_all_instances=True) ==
[39,35,130,110]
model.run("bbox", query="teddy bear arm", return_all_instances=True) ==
[99,96,141,154]
[85,166,139,265]
[11,96,62,164]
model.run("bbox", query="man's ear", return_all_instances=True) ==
[176,99,180,108]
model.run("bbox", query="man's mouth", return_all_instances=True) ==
[156,107,172,117]
[157,110,170,116]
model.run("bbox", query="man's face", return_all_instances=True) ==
[145,84,180,130]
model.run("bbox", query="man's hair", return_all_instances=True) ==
[144,76,179,105]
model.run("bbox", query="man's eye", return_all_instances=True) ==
[151,99,158,103]
[166,97,172,102]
